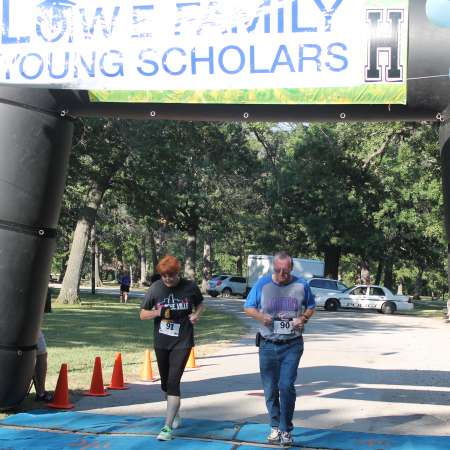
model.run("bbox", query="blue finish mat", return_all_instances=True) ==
[2,411,450,449]
[0,428,234,450]
[1,411,238,440]
[236,423,450,450]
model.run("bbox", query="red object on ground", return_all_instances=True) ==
[108,352,128,390]
[84,356,110,397]
[47,363,74,409]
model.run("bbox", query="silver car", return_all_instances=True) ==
[309,277,348,298]
[207,275,247,298]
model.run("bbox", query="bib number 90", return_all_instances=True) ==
[274,319,294,335]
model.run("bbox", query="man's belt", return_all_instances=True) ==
[261,336,301,345]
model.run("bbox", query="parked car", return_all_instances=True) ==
[315,284,413,314]
[207,275,247,298]
[247,254,324,292]
[309,277,348,298]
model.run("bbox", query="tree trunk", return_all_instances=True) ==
[91,227,96,294]
[116,247,123,268]
[383,259,394,290]
[184,225,197,280]
[57,218,91,304]
[140,235,147,285]
[324,245,340,279]
[154,225,167,260]
[374,260,383,285]
[397,278,404,295]
[95,244,102,287]
[56,184,105,304]
[129,265,134,286]
[201,237,213,293]
[149,230,158,272]
[360,260,370,285]
[236,252,243,276]
[413,268,424,299]
[58,253,69,283]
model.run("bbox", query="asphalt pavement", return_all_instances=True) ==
[72,294,450,438]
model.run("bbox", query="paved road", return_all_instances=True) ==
[77,285,146,298]
[74,295,450,437]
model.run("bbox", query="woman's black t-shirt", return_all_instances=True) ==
[141,278,204,350]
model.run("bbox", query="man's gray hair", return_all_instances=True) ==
[273,251,293,269]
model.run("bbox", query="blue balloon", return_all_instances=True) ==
[426,0,450,28]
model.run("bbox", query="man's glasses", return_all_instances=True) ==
[273,268,291,275]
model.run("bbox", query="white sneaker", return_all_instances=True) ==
[172,412,181,429]
[157,425,173,441]
[267,427,280,443]
[280,431,293,447]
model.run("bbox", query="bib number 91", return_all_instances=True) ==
[159,320,180,337]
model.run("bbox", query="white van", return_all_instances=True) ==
[246,254,324,295]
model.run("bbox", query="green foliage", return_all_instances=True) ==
[55,119,447,298]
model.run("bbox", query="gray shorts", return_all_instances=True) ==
[37,330,47,355]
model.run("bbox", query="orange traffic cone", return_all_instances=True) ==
[108,352,128,390]
[47,363,74,409]
[185,348,197,369]
[84,357,110,396]
[141,349,157,381]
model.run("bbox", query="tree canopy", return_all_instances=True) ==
[53,119,446,299]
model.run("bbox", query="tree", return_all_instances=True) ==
[56,118,142,304]
[127,121,256,279]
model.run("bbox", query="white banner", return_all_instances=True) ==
[0,0,408,104]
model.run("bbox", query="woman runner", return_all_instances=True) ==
[140,255,204,441]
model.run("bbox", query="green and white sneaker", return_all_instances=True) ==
[157,425,173,441]
[172,412,181,429]
[267,427,280,443]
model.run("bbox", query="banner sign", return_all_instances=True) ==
[0,0,408,104]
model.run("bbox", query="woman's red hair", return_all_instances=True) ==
[156,255,181,275]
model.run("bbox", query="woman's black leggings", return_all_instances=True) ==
[155,347,192,396]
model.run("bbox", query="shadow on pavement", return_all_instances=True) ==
[71,363,450,414]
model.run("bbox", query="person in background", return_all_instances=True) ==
[244,251,315,447]
[140,255,204,441]
[119,270,131,303]
[34,287,53,402]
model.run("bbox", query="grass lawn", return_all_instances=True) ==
[2,291,246,416]
[399,297,448,318]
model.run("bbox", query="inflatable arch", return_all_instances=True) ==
[0,0,449,407]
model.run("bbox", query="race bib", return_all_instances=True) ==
[273,319,294,335]
[159,320,180,337]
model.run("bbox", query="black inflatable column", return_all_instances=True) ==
[0,88,73,408]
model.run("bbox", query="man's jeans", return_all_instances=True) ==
[259,337,304,432]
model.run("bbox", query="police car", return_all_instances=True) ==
[315,284,414,314]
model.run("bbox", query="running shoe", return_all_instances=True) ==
[35,391,52,402]
[157,425,173,441]
[280,431,293,447]
[267,426,280,443]
[172,412,181,429]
